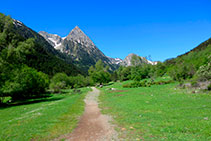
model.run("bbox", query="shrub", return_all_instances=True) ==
[1,65,49,100]
[123,80,151,88]
[49,73,70,93]
[49,81,66,93]
[169,64,195,81]
[195,60,211,82]
[153,80,174,85]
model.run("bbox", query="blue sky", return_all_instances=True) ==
[1,0,211,61]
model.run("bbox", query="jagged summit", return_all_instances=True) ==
[66,26,95,47]
[68,26,82,36]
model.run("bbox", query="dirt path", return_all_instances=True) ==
[57,87,118,141]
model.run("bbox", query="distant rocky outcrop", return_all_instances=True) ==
[121,53,157,66]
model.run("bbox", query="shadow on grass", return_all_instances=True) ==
[100,82,115,87]
[0,95,65,110]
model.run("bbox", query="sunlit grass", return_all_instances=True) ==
[99,80,211,140]
[0,87,90,141]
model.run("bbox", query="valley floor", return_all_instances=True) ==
[99,81,211,140]
[1,81,211,141]
[0,88,90,140]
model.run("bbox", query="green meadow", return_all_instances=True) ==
[0,88,90,141]
[99,80,211,140]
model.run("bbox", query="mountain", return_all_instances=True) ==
[121,53,157,66]
[39,26,120,71]
[0,13,81,76]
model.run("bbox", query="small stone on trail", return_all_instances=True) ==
[121,128,126,131]
[130,127,134,129]
[204,117,208,120]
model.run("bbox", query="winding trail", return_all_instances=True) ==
[58,87,118,141]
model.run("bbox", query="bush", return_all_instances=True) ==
[49,73,70,93]
[195,60,211,82]
[153,80,174,85]
[169,64,195,81]
[123,80,151,88]
[1,65,49,100]
[49,81,66,93]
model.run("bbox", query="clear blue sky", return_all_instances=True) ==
[1,0,211,61]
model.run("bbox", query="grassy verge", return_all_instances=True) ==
[0,87,90,141]
[99,80,211,140]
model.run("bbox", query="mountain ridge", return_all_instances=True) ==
[39,26,120,72]
[39,26,158,71]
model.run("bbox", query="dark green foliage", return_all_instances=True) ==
[49,73,93,93]
[70,74,93,88]
[130,65,152,81]
[88,60,111,84]
[1,65,49,100]
[117,64,154,82]
[110,71,118,82]
[168,63,195,81]
[49,73,70,93]
[153,62,166,77]
[117,66,132,81]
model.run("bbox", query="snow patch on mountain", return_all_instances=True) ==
[108,57,123,65]
[13,19,23,27]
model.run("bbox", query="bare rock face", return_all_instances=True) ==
[40,26,119,71]
[66,26,95,48]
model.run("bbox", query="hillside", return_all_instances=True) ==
[0,13,81,76]
[165,38,211,69]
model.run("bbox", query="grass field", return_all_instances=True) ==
[0,88,90,141]
[99,80,211,140]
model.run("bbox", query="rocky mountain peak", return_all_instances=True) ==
[66,26,95,47]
